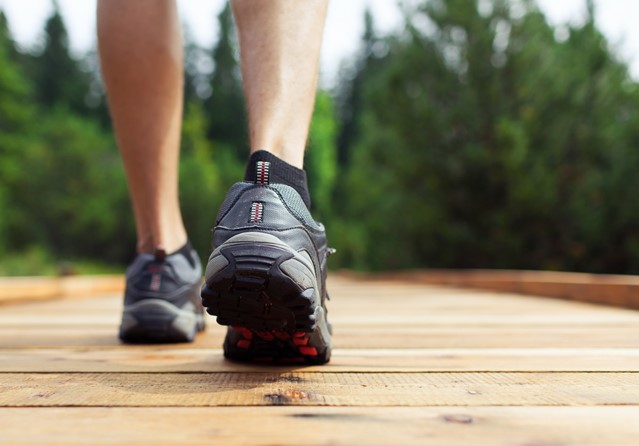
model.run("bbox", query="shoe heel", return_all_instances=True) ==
[201,233,319,332]
[119,299,204,343]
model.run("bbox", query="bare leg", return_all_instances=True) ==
[97,0,186,254]
[232,0,329,168]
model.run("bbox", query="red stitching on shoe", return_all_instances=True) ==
[249,202,264,223]
[256,161,270,185]
[150,273,161,292]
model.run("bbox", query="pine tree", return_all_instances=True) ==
[183,25,212,104]
[204,3,246,159]
[0,10,18,61]
[0,12,34,251]
[336,0,639,273]
[305,91,338,220]
[335,8,380,168]
[30,2,89,114]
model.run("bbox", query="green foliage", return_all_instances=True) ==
[0,245,123,276]
[305,91,338,220]
[334,0,639,273]
[28,5,90,114]
[335,8,381,169]
[0,245,60,276]
[7,108,134,262]
[204,3,247,160]
[179,101,243,265]
[4,0,639,276]
[0,17,35,252]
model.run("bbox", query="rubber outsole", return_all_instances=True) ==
[223,324,331,365]
[119,299,205,344]
[201,233,331,364]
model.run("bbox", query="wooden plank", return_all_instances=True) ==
[1,348,638,373]
[4,283,631,316]
[2,407,639,446]
[369,270,639,310]
[0,276,124,305]
[4,311,639,326]
[1,372,638,407]
[2,324,639,349]
[0,328,224,349]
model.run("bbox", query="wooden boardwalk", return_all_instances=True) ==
[1,274,638,445]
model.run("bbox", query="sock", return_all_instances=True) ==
[155,240,196,268]
[244,150,312,209]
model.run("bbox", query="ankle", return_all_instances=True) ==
[136,230,188,255]
[244,150,311,209]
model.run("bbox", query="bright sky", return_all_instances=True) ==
[1,0,638,85]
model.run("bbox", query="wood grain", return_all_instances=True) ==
[1,348,638,373]
[2,407,639,446]
[368,269,639,309]
[3,324,639,349]
[1,372,638,407]
[0,275,124,304]
[2,274,639,445]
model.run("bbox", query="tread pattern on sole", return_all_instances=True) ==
[201,243,319,333]
[223,325,331,365]
[201,233,331,364]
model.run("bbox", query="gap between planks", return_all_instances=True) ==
[1,348,638,372]
[2,325,639,349]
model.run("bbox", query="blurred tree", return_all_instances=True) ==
[179,101,226,263]
[335,8,381,168]
[29,2,90,114]
[4,0,639,275]
[204,2,247,160]
[0,15,35,252]
[305,91,338,220]
[335,0,639,273]
[8,109,133,262]
[183,25,213,104]
[0,10,18,61]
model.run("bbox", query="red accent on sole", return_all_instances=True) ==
[273,330,291,341]
[256,331,275,341]
[299,346,318,356]
[293,336,309,346]
[236,339,251,349]
[233,326,254,340]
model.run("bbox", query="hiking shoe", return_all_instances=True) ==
[201,161,333,364]
[119,244,205,343]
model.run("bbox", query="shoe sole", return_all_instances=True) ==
[201,232,331,364]
[119,298,205,344]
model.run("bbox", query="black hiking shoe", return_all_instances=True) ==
[119,244,205,343]
[201,161,333,364]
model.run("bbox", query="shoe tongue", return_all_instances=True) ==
[153,247,167,262]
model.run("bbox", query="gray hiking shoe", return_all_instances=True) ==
[201,160,333,364]
[119,245,205,343]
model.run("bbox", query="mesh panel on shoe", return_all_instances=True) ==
[270,184,322,230]
[216,182,323,231]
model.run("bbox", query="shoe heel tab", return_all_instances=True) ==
[154,248,167,262]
